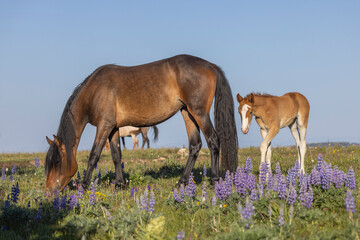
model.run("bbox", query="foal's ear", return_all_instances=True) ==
[46,136,53,146]
[248,93,255,104]
[236,93,243,103]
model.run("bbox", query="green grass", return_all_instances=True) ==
[0,145,359,239]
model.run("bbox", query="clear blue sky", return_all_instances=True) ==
[1,1,359,153]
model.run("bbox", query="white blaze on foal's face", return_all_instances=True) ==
[240,104,252,134]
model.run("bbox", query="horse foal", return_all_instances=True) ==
[236,92,310,174]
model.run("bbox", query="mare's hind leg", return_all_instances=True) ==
[83,124,114,188]
[178,108,202,185]
[109,128,125,187]
[188,110,220,184]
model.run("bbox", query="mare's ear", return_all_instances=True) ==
[53,135,62,149]
[236,93,243,103]
[46,136,53,146]
[249,93,255,104]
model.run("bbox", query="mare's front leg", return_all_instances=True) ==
[109,128,125,188]
[177,109,202,186]
[82,124,114,188]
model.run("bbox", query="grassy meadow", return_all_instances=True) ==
[0,145,359,239]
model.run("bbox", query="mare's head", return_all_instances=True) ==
[236,93,255,134]
[45,135,77,192]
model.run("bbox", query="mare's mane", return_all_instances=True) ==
[45,66,108,174]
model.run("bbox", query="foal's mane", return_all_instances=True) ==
[45,66,107,174]
[246,92,274,98]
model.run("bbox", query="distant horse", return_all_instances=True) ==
[45,55,238,192]
[104,126,158,150]
[236,92,310,174]
[120,126,159,150]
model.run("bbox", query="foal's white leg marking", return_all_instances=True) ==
[289,122,301,165]
[241,104,251,132]
[131,134,139,150]
[298,125,307,174]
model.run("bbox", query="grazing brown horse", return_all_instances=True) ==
[45,55,238,192]
[236,92,310,174]
[120,126,159,150]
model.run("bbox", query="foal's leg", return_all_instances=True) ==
[83,124,114,188]
[297,122,308,174]
[260,129,272,170]
[177,109,202,185]
[260,128,279,173]
[289,121,301,167]
[131,134,139,150]
[141,132,150,149]
[108,128,125,187]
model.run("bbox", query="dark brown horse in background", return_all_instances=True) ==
[45,55,238,192]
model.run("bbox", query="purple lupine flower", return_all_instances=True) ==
[27,201,31,208]
[77,172,81,182]
[321,166,330,190]
[130,187,137,198]
[215,178,227,200]
[201,182,207,202]
[257,183,264,198]
[179,184,185,196]
[121,162,124,169]
[89,179,98,206]
[53,192,60,210]
[105,168,108,175]
[234,167,247,196]
[148,191,155,212]
[278,175,286,200]
[286,165,297,188]
[334,168,345,188]
[250,189,258,201]
[4,195,10,208]
[241,198,255,228]
[184,173,196,197]
[316,154,323,171]
[245,157,252,173]
[1,167,6,180]
[247,173,256,192]
[11,182,20,203]
[259,162,269,185]
[82,169,87,180]
[310,168,321,185]
[69,194,78,209]
[287,184,297,205]
[173,189,183,203]
[60,194,67,209]
[278,204,285,227]
[224,170,233,197]
[9,175,13,182]
[203,164,207,177]
[34,157,40,168]
[266,172,273,191]
[78,185,84,198]
[275,162,282,176]
[293,161,300,178]
[102,206,113,220]
[299,181,307,204]
[345,167,356,190]
[11,164,17,175]
[140,189,149,211]
[36,204,42,220]
[345,189,356,213]
[304,186,313,209]
[177,230,185,240]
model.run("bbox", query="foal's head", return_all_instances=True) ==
[236,93,255,134]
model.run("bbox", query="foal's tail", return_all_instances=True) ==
[151,126,159,142]
[213,65,238,173]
